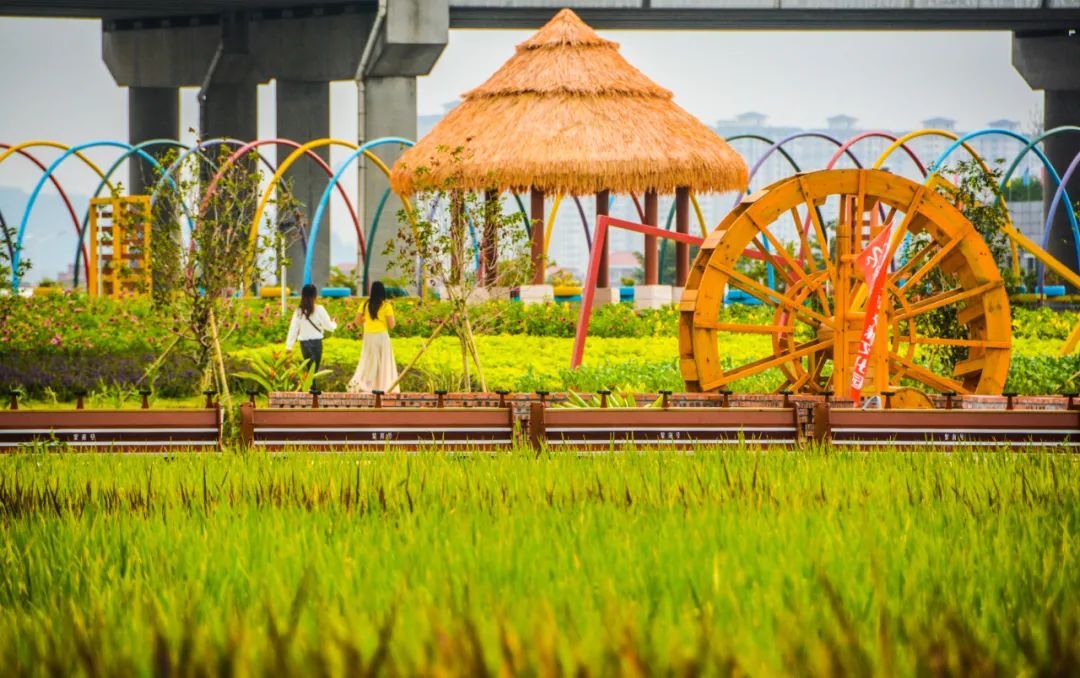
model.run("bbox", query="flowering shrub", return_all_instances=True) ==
[5,293,1080,397]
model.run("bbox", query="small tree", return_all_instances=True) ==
[386,145,532,391]
[149,145,300,418]
[902,160,1015,371]
[0,220,30,329]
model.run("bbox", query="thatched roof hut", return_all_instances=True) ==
[390,8,748,197]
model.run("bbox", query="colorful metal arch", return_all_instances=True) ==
[0,143,88,284]
[73,138,195,287]
[12,141,172,288]
[733,132,865,208]
[299,138,414,285]
[198,138,368,260]
[725,134,802,176]
[1044,150,1080,273]
[995,126,1080,283]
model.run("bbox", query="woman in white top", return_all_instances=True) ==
[285,284,337,375]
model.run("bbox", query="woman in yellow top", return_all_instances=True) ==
[347,281,400,393]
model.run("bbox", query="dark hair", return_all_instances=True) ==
[367,281,386,321]
[299,284,318,318]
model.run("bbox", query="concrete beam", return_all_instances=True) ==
[365,0,448,78]
[360,76,417,291]
[449,7,1080,31]
[104,22,220,87]
[253,13,373,82]
[277,79,330,289]
[128,86,178,194]
[105,12,372,87]
[1013,32,1080,91]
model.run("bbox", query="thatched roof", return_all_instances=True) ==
[390,8,748,196]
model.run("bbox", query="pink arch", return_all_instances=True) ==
[0,143,89,283]
[202,138,366,259]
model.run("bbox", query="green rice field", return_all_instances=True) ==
[1,450,1076,676]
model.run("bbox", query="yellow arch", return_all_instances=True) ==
[543,194,564,259]
[0,140,119,194]
[246,137,415,289]
[873,128,1020,279]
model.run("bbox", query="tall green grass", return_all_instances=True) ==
[0,450,1076,676]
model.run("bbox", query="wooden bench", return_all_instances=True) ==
[528,403,802,450]
[814,404,1080,448]
[240,402,516,451]
[0,409,221,452]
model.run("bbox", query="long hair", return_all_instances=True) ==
[367,281,386,320]
[299,284,318,318]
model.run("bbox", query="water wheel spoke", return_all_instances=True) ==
[703,322,796,334]
[892,231,966,291]
[712,262,834,328]
[751,212,812,281]
[750,237,799,286]
[894,280,1002,322]
[791,207,814,265]
[899,336,1010,350]
[701,337,834,391]
[889,352,970,394]
[797,176,837,285]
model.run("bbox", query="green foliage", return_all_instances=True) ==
[559,389,663,408]
[231,350,330,393]
[327,265,357,294]
[0,219,30,292]
[1003,175,1043,202]
[0,452,1075,675]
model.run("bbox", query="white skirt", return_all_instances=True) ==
[347,332,400,393]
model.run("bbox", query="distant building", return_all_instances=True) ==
[826,114,857,132]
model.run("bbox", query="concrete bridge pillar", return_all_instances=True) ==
[360,76,419,292]
[358,0,448,293]
[104,2,449,292]
[1013,32,1080,277]
[127,86,179,195]
[277,79,331,289]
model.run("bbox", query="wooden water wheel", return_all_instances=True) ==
[678,169,1011,395]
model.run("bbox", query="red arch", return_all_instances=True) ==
[0,143,88,283]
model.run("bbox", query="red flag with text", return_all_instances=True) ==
[849,225,894,403]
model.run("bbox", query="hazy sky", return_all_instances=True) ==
[0,17,1044,271]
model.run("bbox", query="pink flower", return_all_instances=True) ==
[49,334,62,346]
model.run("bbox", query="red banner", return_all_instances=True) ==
[849,226,894,403]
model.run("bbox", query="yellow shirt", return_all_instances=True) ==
[360,300,394,334]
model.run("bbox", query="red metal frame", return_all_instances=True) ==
[572,215,705,368]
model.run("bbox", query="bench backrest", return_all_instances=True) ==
[0,409,221,451]
[529,404,801,450]
[816,405,1080,448]
[240,403,516,450]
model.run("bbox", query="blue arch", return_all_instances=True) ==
[929,127,1080,278]
[13,140,172,289]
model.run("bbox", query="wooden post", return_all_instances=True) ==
[596,190,610,289]
[530,188,545,284]
[482,189,499,287]
[644,190,659,285]
[675,186,690,286]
